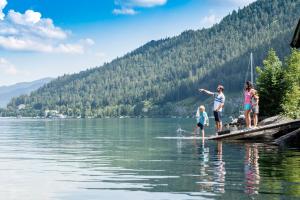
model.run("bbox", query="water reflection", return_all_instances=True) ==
[192,138,226,194]
[214,141,226,193]
[244,144,260,195]
[0,118,299,200]
[176,136,182,154]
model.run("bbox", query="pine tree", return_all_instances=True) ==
[282,49,300,119]
[256,49,286,117]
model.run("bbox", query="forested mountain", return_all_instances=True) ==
[5,0,300,117]
[0,78,53,108]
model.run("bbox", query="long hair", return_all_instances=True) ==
[245,81,253,91]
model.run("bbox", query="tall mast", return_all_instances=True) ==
[250,52,253,84]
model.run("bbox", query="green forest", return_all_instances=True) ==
[257,49,300,119]
[2,0,300,118]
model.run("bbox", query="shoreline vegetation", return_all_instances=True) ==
[256,49,300,120]
[1,48,298,121]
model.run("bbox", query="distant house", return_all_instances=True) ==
[291,19,300,48]
[45,109,59,117]
[18,104,26,110]
[44,109,66,118]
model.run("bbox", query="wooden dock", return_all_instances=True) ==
[208,119,300,142]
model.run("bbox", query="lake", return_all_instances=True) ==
[0,118,299,200]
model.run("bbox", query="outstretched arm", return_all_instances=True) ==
[199,89,214,96]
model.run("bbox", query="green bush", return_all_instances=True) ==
[282,49,300,119]
[256,49,286,117]
[256,49,300,119]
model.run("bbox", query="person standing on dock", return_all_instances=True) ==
[199,85,225,133]
[244,81,255,129]
[251,90,259,128]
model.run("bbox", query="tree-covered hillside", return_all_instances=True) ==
[6,0,300,118]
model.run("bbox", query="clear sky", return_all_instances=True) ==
[0,0,255,86]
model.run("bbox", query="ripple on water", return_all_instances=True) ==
[0,118,300,200]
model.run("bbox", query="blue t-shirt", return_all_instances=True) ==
[196,110,208,125]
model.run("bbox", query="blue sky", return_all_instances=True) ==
[0,0,255,86]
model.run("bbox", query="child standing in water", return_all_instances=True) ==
[195,105,209,139]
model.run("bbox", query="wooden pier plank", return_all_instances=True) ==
[208,119,300,141]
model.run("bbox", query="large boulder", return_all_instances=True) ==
[258,115,292,126]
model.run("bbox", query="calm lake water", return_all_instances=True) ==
[0,118,299,200]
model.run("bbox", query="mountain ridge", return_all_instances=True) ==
[0,78,53,108]
[5,0,300,117]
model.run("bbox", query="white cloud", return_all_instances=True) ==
[8,10,41,24]
[200,14,221,28]
[0,0,7,20]
[218,0,255,7]
[81,38,95,46]
[0,1,94,54]
[55,43,84,54]
[126,0,167,8]
[0,26,18,35]
[113,8,137,15]
[0,36,52,52]
[0,57,18,75]
[113,0,167,15]
[5,9,67,40]
[55,38,95,54]
[0,36,93,54]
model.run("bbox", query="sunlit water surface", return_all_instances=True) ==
[0,118,299,200]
